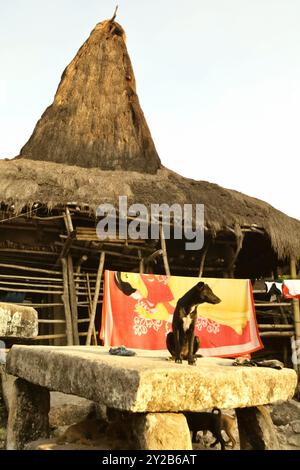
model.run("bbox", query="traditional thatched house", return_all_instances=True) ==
[0,13,299,364]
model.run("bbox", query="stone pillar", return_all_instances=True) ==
[131,413,192,450]
[6,378,50,450]
[236,405,279,450]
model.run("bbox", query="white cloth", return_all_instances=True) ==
[283,280,300,297]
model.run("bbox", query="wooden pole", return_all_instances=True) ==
[290,258,300,375]
[160,224,170,276]
[65,207,74,234]
[67,255,80,345]
[259,331,294,337]
[61,258,74,346]
[86,273,97,345]
[227,230,244,278]
[258,324,294,330]
[198,242,210,278]
[138,250,144,274]
[75,255,88,274]
[0,263,61,275]
[86,252,106,346]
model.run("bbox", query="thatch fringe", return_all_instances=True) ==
[1,158,300,260]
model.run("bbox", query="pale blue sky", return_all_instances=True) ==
[1,1,300,220]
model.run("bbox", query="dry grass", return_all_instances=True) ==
[16,19,160,174]
[1,158,300,260]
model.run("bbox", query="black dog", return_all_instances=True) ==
[166,282,221,365]
[184,408,227,450]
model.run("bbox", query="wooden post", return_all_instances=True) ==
[160,224,170,276]
[76,255,88,274]
[138,250,144,274]
[65,207,74,233]
[67,255,80,345]
[227,230,244,278]
[198,242,210,278]
[290,258,300,375]
[86,273,97,345]
[86,252,106,346]
[61,258,74,346]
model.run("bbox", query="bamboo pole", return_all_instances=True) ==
[75,255,88,273]
[0,281,63,289]
[138,250,144,274]
[57,232,76,261]
[0,286,63,295]
[290,258,300,338]
[254,302,292,307]
[31,215,65,221]
[38,319,66,324]
[159,224,170,276]
[290,258,300,375]
[0,249,57,256]
[67,255,80,345]
[65,207,74,233]
[227,229,244,278]
[33,334,67,340]
[258,324,294,330]
[15,303,64,308]
[259,331,294,337]
[0,263,61,275]
[86,252,105,346]
[54,242,142,260]
[0,274,63,282]
[61,257,74,346]
[86,273,97,345]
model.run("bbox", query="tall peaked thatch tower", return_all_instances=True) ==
[18,11,161,174]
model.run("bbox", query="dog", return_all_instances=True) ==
[56,418,108,446]
[184,408,236,450]
[166,282,221,365]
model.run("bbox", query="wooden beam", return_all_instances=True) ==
[199,242,210,278]
[67,255,80,345]
[0,274,63,282]
[259,331,293,337]
[227,228,244,278]
[86,252,105,346]
[258,324,293,330]
[65,207,74,234]
[61,258,74,346]
[0,249,57,256]
[290,258,300,375]
[0,263,61,275]
[86,273,97,345]
[0,286,63,295]
[159,224,170,276]
[57,232,76,262]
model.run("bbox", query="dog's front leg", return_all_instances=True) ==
[187,327,197,365]
[174,327,182,364]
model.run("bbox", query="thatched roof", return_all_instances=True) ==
[1,158,300,261]
[2,14,300,262]
[16,14,161,174]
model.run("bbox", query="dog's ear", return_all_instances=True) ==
[197,282,205,290]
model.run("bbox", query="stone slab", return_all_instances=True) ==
[0,303,38,338]
[131,413,192,450]
[6,346,297,413]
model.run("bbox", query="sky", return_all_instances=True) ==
[1,0,300,220]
